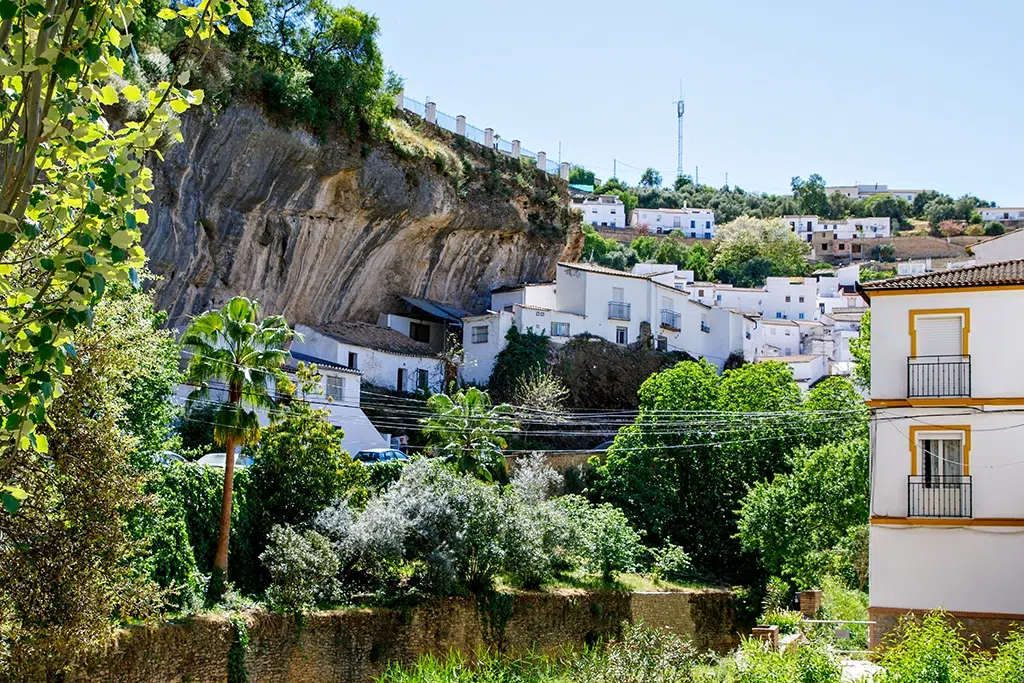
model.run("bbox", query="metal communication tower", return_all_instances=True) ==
[674,92,685,178]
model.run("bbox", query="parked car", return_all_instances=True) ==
[197,452,254,469]
[591,441,615,452]
[152,450,185,466]
[354,448,410,464]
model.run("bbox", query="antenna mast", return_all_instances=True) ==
[674,81,685,178]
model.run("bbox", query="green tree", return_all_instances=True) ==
[826,191,851,220]
[674,174,694,191]
[639,168,663,188]
[684,242,713,281]
[630,235,659,261]
[422,387,519,481]
[849,309,871,390]
[181,297,295,584]
[0,0,244,506]
[653,235,687,267]
[487,326,550,401]
[791,174,829,216]
[984,221,1006,236]
[712,216,810,285]
[569,165,596,186]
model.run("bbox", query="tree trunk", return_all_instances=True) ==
[213,433,237,576]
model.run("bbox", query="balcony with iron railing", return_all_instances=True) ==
[660,309,681,330]
[907,355,971,398]
[608,301,631,321]
[908,475,972,518]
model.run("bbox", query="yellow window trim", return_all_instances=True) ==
[908,307,970,357]
[908,424,971,476]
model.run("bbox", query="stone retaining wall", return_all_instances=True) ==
[68,589,743,683]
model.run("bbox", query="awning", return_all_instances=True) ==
[400,295,473,325]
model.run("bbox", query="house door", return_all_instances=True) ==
[397,368,406,392]
[917,436,966,516]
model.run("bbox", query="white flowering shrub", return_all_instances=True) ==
[260,525,341,611]
[557,495,643,581]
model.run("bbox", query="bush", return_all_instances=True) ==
[650,544,693,583]
[761,610,804,635]
[974,629,1024,682]
[876,612,973,683]
[567,622,701,681]
[488,326,550,402]
[734,637,843,683]
[984,221,1006,236]
[366,459,408,494]
[557,495,642,581]
[260,525,340,611]
[500,455,572,588]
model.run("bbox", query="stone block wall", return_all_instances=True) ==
[869,606,1024,650]
[68,589,741,683]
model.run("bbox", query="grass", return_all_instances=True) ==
[519,571,721,593]
[385,118,465,182]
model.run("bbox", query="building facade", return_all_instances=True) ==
[826,184,921,203]
[572,195,627,228]
[862,260,1024,647]
[630,207,716,238]
[783,215,892,243]
[978,207,1024,223]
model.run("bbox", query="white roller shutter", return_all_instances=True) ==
[915,316,963,357]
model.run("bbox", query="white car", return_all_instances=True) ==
[197,452,254,469]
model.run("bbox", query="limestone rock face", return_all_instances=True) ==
[143,106,582,327]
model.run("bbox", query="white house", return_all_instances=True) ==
[630,207,716,238]
[462,262,754,385]
[292,323,445,394]
[978,207,1024,223]
[783,215,891,243]
[826,184,921,203]
[970,229,1024,265]
[572,195,626,228]
[756,354,828,391]
[174,350,389,456]
[862,259,1024,648]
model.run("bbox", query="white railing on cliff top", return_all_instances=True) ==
[396,90,570,180]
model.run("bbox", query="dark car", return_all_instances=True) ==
[591,440,616,452]
[354,448,410,464]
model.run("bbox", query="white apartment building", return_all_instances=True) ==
[572,194,626,228]
[862,259,1024,648]
[710,276,828,322]
[756,354,827,391]
[978,207,1024,223]
[630,207,716,238]
[174,349,389,455]
[461,262,755,385]
[826,184,921,203]
[292,323,445,394]
[783,215,892,243]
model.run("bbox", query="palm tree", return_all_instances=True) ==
[182,297,296,581]
[422,387,519,481]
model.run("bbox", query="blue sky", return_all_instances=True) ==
[357,0,1022,204]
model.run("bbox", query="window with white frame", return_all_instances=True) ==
[615,327,628,344]
[919,434,965,484]
[471,326,489,344]
[550,321,570,337]
[325,375,345,402]
[416,368,429,391]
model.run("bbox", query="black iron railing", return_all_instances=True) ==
[908,475,972,518]
[660,309,681,330]
[608,301,631,320]
[907,355,971,398]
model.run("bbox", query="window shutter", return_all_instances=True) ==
[915,316,963,357]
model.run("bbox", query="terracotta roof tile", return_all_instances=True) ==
[860,258,1024,292]
[316,322,434,357]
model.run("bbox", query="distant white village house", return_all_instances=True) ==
[977,207,1024,223]
[571,195,626,228]
[825,184,921,203]
[630,207,716,238]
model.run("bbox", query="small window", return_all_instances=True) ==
[656,335,668,352]
[347,351,358,369]
[698,289,705,297]
[551,321,570,337]
[615,327,628,344]
[706,221,711,229]
[776,312,782,319]
[798,313,805,320]
[839,243,846,251]
[416,368,429,391]
[610,209,616,214]
[920,436,964,483]
[503,305,514,312]
[325,375,345,401]
[704,232,711,239]
[785,296,791,303]
[409,322,431,344]
[798,296,804,304]
[471,326,489,344]
[690,220,696,228]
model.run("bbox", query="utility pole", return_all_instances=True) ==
[613,158,617,179]
[695,166,699,186]
[725,172,728,188]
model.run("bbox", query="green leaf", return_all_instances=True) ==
[54,55,79,80]
[122,84,142,102]
[2,487,28,515]
[156,7,176,19]
[83,39,101,63]
[0,232,15,253]
[237,8,253,26]
[99,85,118,105]
[90,272,105,296]
[0,0,16,21]
[125,212,137,229]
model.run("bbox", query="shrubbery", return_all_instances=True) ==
[261,525,340,611]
